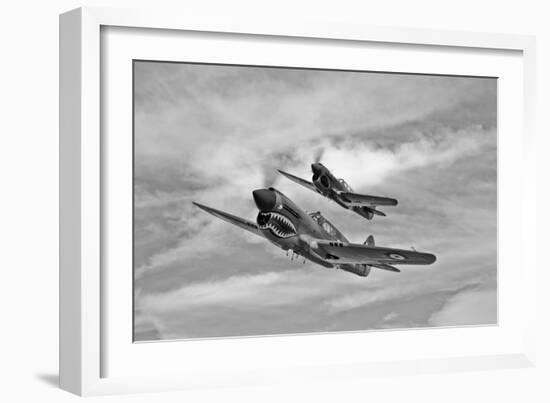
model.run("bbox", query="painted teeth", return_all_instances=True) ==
[257,212,296,239]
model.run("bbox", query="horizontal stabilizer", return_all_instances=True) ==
[370,263,400,272]
[369,207,386,217]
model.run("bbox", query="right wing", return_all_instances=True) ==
[338,192,398,207]
[314,239,436,266]
[277,170,318,193]
[192,202,263,237]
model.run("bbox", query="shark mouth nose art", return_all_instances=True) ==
[257,212,297,238]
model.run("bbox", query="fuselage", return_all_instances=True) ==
[310,163,375,220]
[253,187,371,276]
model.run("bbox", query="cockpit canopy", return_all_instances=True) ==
[308,211,348,242]
[337,178,353,192]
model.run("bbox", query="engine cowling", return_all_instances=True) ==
[314,174,331,190]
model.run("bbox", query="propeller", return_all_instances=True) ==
[261,161,279,188]
[314,148,324,163]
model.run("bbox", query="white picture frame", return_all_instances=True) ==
[59,6,537,396]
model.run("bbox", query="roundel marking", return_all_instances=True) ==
[388,253,406,260]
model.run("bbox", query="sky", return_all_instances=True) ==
[133,61,497,341]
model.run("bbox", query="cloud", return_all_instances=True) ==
[142,271,285,312]
[383,312,399,322]
[133,309,163,341]
[322,275,433,314]
[289,125,493,190]
[139,267,357,314]
[136,267,360,339]
[321,257,497,315]
[428,288,497,326]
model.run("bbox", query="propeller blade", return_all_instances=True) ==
[314,148,324,163]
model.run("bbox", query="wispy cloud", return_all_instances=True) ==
[141,269,330,313]
[428,288,497,326]
[383,312,399,322]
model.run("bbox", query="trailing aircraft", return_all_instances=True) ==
[278,163,398,220]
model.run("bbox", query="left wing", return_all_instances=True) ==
[277,170,318,193]
[193,202,262,237]
[338,192,398,207]
[315,240,436,266]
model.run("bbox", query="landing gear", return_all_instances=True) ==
[284,249,307,264]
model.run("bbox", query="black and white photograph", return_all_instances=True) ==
[133,61,497,341]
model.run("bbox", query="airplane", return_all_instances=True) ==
[193,187,436,278]
[278,163,398,220]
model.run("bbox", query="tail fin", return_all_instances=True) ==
[364,235,375,246]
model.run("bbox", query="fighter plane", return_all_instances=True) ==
[278,163,398,220]
[193,188,435,278]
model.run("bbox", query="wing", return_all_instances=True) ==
[277,170,318,193]
[315,240,436,266]
[193,202,262,237]
[338,192,398,207]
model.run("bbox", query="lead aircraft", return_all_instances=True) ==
[193,188,435,278]
[278,163,398,220]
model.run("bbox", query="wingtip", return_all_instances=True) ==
[425,253,437,264]
[192,201,208,210]
[192,201,223,218]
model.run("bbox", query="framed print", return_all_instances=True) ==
[59,7,537,396]
[132,61,493,342]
